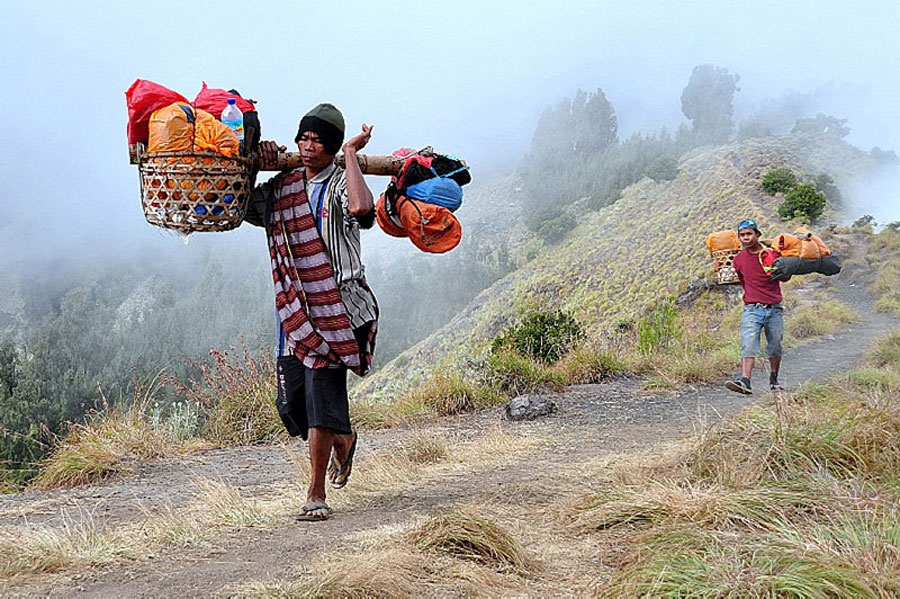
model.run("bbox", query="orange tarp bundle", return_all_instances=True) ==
[795,226,832,257]
[705,230,741,253]
[775,227,831,259]
[774,232,804,257]
[147,102,239,157]
[376,193,462,253]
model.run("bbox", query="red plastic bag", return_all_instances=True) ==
[192,81,256,117]
[125,79,189,144]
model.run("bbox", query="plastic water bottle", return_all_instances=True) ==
[221,98,244,142]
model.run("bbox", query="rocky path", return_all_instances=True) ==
[2,245,895,598]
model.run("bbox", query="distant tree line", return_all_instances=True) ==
[516,63,855,243]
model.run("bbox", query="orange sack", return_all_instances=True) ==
[396,196,461,253]
[147,102,239,157]
[794,226,831,256]
[774,232,804,257]
[705,230,741,253]
[375,194,408,238]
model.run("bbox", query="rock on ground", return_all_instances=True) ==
[506,394,557,421]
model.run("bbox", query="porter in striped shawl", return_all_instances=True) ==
[267,169,376,375]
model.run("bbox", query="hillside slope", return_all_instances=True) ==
[357,133,873,400]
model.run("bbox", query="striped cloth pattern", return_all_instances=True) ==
[268,170,376,375]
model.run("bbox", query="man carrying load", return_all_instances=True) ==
[726,219,788,395]
[245,103,378,521]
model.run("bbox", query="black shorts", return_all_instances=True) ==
[274,323,371,440]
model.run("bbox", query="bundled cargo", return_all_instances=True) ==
[375,149,470,253]
[126,82,471,238]
[127,79,256,233]
[705,229,741,285]
[769,226,841,280]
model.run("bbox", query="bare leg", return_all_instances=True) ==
[769,356,781,378]
[741,357,755,380]
[331,431,356,467]
[306,427,335,505]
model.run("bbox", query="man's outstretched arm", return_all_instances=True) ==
[342,124,375,217]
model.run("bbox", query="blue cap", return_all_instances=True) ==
[227,98,236,105]
[737,219,761,234]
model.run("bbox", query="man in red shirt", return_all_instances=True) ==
[726,219,787,394]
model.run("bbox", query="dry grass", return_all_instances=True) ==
[245,547,428,598]
[0,516,135,578]
[572,330,900,598]
[410,507,530,572]
[573,481,820,533]
[402,433,449,464]
[603,526,879,598]
[787,298,859,341]
[33,392,189,490]
[552,343,624,384]
[866,329,900,369]
[393,371,508,420]
[242,504,528,598]
[194,479,275,528]
[180,347,286,445]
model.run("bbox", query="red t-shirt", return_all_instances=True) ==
[733,248,783,304]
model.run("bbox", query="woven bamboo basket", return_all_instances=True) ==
[710,248,740,285]
[138,148,252,233]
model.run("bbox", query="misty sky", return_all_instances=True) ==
[2,0,899,264]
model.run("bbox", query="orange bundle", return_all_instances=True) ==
[147,102,239,157]
[376,193,461,253]
[774,232,804,257]
[705,230,741,253]
[795,226,831,256]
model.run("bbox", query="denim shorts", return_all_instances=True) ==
[740,303,784,358]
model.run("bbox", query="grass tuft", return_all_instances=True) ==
[0,517,133,577]
[787,299,858,341]
[604,526,877,598]
[394,371,507,419]
[410,507,529,572]
[194,479,273,528]
[866,329,900,369]
[179,347,285,445]
[34,394,175,490]
[574,481,820,533]
[485,349,565,396]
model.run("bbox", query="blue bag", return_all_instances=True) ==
[405,168,464,212]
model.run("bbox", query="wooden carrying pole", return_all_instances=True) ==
[258,152,407,175]
[129,144,463,176]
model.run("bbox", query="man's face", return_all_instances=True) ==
[297,131,333,170]
[738,227,760,247]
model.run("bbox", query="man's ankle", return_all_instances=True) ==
[741,376,751,389]
[769,372,779,385]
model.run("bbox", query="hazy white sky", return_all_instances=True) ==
[1,0,898,254]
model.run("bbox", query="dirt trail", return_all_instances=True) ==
[3,240,896,598]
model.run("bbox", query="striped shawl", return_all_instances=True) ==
[266,169,376,375]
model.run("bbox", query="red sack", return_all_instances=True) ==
[192,81,256,116]
[125,79,189,144]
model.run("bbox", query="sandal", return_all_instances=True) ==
[330,433,357,490]
[296,501,332,522]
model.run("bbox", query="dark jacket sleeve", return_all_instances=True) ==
[244,176,275,228]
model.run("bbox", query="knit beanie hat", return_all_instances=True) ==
[295,103,345,155]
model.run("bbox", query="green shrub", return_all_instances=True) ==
[778,183,825,221]
[637,298,682,355]
[761,168,797,195]
[491,309,584,363]
[485,350,565,396]
[536,212,576,243]
[645,155,679,182]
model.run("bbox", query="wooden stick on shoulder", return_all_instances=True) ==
[258,152,408,176]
